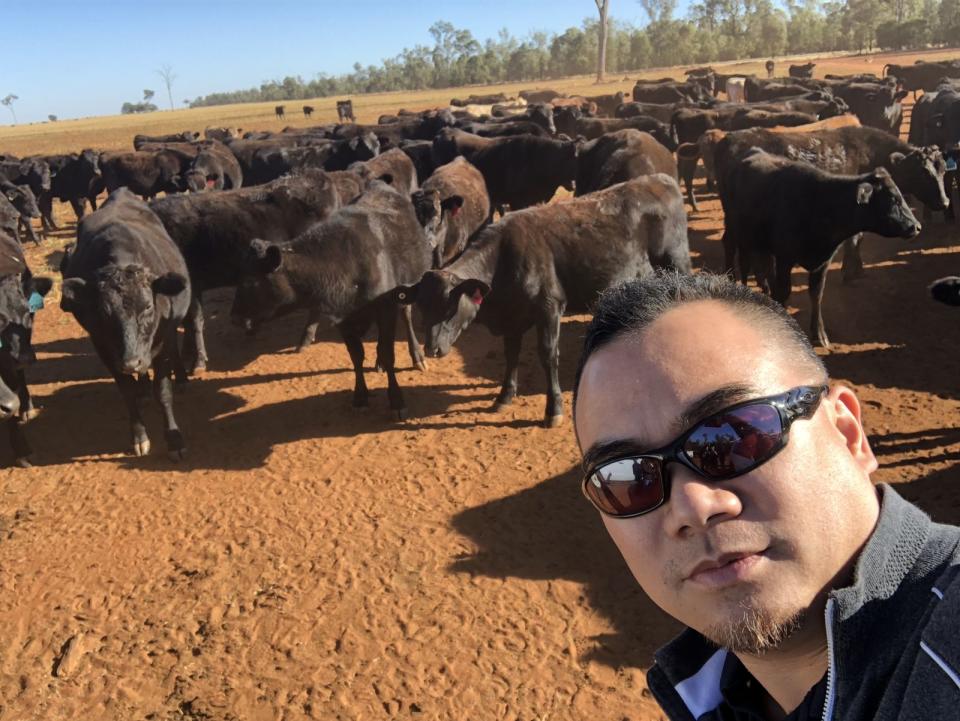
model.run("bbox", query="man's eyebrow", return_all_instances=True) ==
[580,383,760,471]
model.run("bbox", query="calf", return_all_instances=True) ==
[575,129,677,196]
[411,156,489,266]
[230,181,433,419]
[303,105,314,118]
[61,188,190,459]
[789,63,816,79]
[183,145,243,191]
[336,100,356,123]
[275,105,285,120]
[395,175,691,427]
[717,146,920,347]
[149,168,343,372]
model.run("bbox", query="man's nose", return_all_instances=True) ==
[662,467,743,538]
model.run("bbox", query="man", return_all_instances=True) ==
[572,271,960,721]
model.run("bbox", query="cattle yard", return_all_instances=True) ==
[1,49,960,721]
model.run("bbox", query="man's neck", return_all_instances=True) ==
[736,606,828,720]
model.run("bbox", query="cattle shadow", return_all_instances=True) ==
[450,464,681,669]
[21,364,513,469]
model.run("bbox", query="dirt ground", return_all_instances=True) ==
[1,50,960,721]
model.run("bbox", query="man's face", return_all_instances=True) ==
[574,301,879,652]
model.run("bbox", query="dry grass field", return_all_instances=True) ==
[0,48,959,721]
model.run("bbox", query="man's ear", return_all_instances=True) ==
[827,384,878,475]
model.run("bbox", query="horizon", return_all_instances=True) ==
[4,0,673,126]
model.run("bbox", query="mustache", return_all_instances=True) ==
[662,527,784,584]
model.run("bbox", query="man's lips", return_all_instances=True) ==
[685,549,769,588]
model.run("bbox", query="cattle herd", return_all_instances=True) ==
[0,57,958,467]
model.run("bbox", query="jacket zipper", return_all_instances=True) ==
[821,598,837,721]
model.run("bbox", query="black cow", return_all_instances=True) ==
[133,132,199,150]
[37,149,101,228]
[463,135,578,215]
[727,110,817,130]
[336,100,356,123]
[236,133,380,185]
[833,82,908,135]
[765,60,775,78]
[99,151,185,200]
[0,233,52,466]
[1,182,41,244]
[744,78,814,101]
[347,148,419,196]
[883,60,960,97]
[183,145,243,191]
[573,115,677,150]
[229,181,433,419]
[411,156,489,266]
[789,63,816,79]
[633,81,708,104]
[398,140,436,185]
[615,100,708,123]
[575,130,677,196]
[61,188,190,459]
[519,89,563,104]
[303,105,314,118]
[583,92,627,117]
[0,158,51,201]
[717,146,920,347]
[456,120,551,138]
[431,128,495,166]
[395,175,690,427]
[451,93,510,106]
[930,276,960,305]
[275,105,285,120]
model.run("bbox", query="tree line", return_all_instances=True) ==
[188,0,960,108]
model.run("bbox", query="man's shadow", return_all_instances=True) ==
[450,465,682,670]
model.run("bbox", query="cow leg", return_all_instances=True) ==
[840,234,864,284]
[297,308,321,353]
[375,302,407,420]
[7,418,31,467]
[738,248,752,286]
[493,332,523,411]
[402,304,426,371]
[770,257,794,307]
[181,292,207,374]
[338,317,371,410]
[808,263,831,349]
[19,218,40,246]
[678,156,699,211]
[69,197,86,222]
[721,229,737,278]
[39,194,57,231]
[153,337,186,461]
[537,306,565,428]
[16,371,37,422]
[116,373,151,456]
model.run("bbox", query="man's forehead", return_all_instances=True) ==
[574,301,788,448]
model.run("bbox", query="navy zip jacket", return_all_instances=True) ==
[646,484,960,721]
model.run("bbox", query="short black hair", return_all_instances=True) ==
[572,271,828,416]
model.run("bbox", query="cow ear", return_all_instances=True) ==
[394,284,418,305]
[31,277,53,297]
[60,277,90,312]
[894,90,909,102]
[455,279,490,304]
[441,195,464,216]
[261,245,283,274]
[888,151,906,167]
[856,181,874,205]
[152,272,187,296]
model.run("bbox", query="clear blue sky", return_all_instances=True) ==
[2,0,680,126]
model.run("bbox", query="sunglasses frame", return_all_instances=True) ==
[581,384,830,519]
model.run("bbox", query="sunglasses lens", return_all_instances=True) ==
[585,457,664,516]
[683,403,784,477]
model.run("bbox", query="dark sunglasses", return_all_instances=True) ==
[581,384,829,519]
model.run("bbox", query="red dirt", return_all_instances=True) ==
[1,91,960,721]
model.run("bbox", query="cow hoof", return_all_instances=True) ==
[189,363,207,376]
[393,408,408,422]
[167,447,188,462]
[132,439,151,456]
[374,363,384,373]
[492,398,515,412]
[14,456,32,468]
[295,344,308,354]
[543,414,565,429]
[414,359,428,372]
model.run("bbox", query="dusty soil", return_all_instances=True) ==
[1,50,960,721]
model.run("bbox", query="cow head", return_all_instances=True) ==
[527,104,557,135]
[558,140,579,192]
[3,184,40,220]
[888,147,949,211]
[553,106,581,137]
[230,240,295,333]
[856,167,921,240]
[394,270,489,358]
[20,159,51,194]
[60,265,186,375]
[0,196,18,242]
[411,189,465,267]
[0,272,52,369]
[348,132,380,162]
